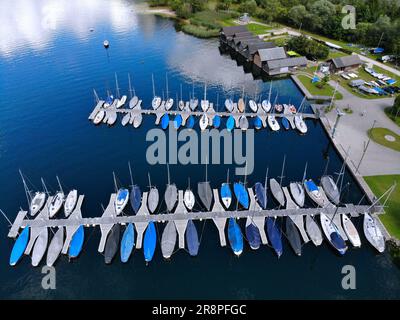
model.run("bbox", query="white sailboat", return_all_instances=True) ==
[199,113,209,131]
[49,176,65,218]
[342,214,361,247]
[267,92,280,131]
[93,110,105,125]
[200,83,209,112]
[151,74,161,110]
[363,213,385,253]
[261,81,272,113]
[128,73,139,109]
[164,74,174,110]
[64,189,78,217]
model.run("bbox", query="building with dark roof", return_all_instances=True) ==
[241,41,276,60]
[220,25,248,39]
[330,55,362,72]
[265,57,308,75]
[253,47,287,68]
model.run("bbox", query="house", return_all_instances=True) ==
[240,41,275,60]
[265,57,308,75]
[220,25,248,42]
[253,47,287,68]
[330,55,362,72]
[232,36,259,50]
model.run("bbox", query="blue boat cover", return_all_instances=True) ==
[386,79,396,85]
[220,183,232,200]
[185,220,199,256]
[130,185,141,214]
[69,225,84,258]
[254,182,267,209]
[245,222,261,250]
[233,182,249,209]
[10,227,29,266]
[266,217,283,257]
[373,47,384,54]
[305,180,318,192]
[161,114,169,130]
[330,231,347,255]
[228,218,243,255]
[282,117,290,130]
[144,221,157,262]
[174,114,182,129]
[213,115,221,128]
[226,116,235,132]
[105,96,113,105]
[186,115,195,129]
[120,223,135,263]
[253,116,262,129]
[117,189,129,201]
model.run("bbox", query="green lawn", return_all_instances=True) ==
[297,75,343,100]
[246,23,272,35]
[368,127,400,152]
[327,50,348,60]
[365,175,400,239]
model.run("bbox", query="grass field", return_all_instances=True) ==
[368,127,400,152]
[385,107,400,127]
[365,175,400,239]
[297,75,343,100]
[246,23,272,35]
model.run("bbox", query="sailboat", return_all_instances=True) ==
[9,227,30,266]
[186,115,195,129]
[128,162,141,214]
[261,81,272,113]
[143,221,157,263]
[226,115,235,132]
[104,223,120,264]
[363,213,385,253]
[237,87,245,113]
[113,173,129,215]
[128,74,139,109]
[151,74,161,110]
[270,179,285,207]
[200,83,209,112]
[164,164,178,212]
[239,115,249,131]
[120,223,135,263]
[286,218,302,256]
[233,182,249,209]
[184,178,195,211]
[31,228,48,267]
[189,82,198,111]
[164,74,174,110]
[121,113,131,126]
[305,215,323,246]
[64,189,78,217]
[220,170,232,210]
[46,227,64,267]
[294,97,307,134]
[20,172,47,217]
[266,217,283,258]
[93,110,106,125]
[197,157,213,211]
[267,93,280,131]
[248,99,258,112]
[245,218,261,250]
[289,163,307,208]
[304,179,330,207]
[254,169,268,209]
[132,103,143,128]
[225,98,234,112]
[253,116,262,130]
[321,175,340,205]
[161,221,177,259]
[281,116,290,130]
[178,84,184,110]
[69,225,84,258]
[228,218,243,256]
[342,214,361,247]
[185,220,199,256]
[115,73,127,108]
[146,174,159,214]
[49,176,65,218]
[103,94,114,108]
[320,213,347,255]
[199,113,209,131]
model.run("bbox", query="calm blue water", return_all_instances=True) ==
[1,0,400,299]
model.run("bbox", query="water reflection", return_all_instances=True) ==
[0,0,139,57]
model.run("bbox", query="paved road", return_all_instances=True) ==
[325,80,400,176]
[357,54,400,76]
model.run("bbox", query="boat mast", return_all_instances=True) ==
[128,161,134,187]
[93,89,100,104]
[268,81,272,102]
[19,170,32,207]
[56,175,64,194]
[226,168,230,184]
[152,73,156,98]
[216,93,219,111]
[41,178,49,196]
[192,81,195,100]
[264,167,269,193]
[166,73,169,100]
[302,162,308,183]
[279,155,286,186]
[180,84,183,102]
[115,73,120,99]
[148,173,152,189]
[0,208,12,226]
[167,163,171,185]
[128,73,133,99]
[322,157,330,178]
[204,83,207,101]
[112,171,118,193]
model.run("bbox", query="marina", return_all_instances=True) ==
[2,0,400,300]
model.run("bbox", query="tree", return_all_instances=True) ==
[308,0,336,33]
[288,5,308,28]
[239,0,258,15]
[216,0,232,11]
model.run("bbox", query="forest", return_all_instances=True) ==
[149,0,400,55]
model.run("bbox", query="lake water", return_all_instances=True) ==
[1,0,400,299]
